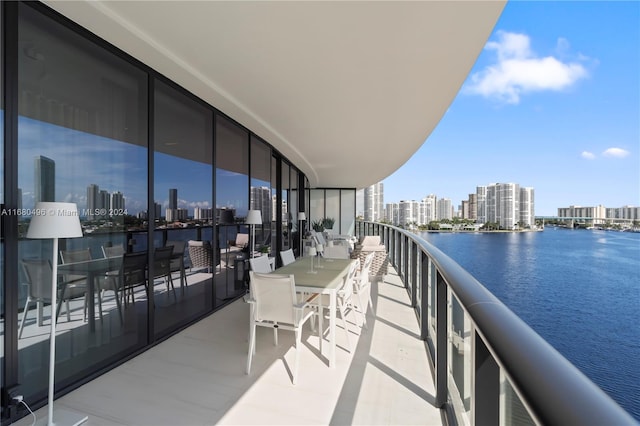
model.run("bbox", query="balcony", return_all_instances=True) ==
[13,221,637,425]
[13,262,443,425]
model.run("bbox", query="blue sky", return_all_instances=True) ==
[382,1,640,216]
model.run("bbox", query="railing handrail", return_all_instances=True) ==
[359,221,635,425]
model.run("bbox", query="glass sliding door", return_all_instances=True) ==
[153,80,213,336]
[215,115,248,302]
[340,189,356,235]
[17,3,148,403]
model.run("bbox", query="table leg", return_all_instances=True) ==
[88,271,96,332]
[329,290,336,367]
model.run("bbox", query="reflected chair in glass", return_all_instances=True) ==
[105,252,148,307]
[61,247,122,322]
[19,259,87,338]
[102,244,125,258]
[188,240,215,273]
[59,248,93,321]
[153,246,175,295]
[245,271,318,385]
[166,240,187,289]
[279,248,295,266]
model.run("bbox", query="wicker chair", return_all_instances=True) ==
[188,240,220,273]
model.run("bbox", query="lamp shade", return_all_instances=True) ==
[316,243,324,253]
[246,210,262,225]
[220,209,235,225]
[297,212,306,221]
[26,202,83,239]
[308,246,317,257]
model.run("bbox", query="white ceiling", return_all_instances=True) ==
[44,0,505,189]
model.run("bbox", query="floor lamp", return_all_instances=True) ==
[26,202,88,426]
[246,210,262,259]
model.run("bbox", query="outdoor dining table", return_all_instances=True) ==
[57,256,122,332]
[275,256,354,368]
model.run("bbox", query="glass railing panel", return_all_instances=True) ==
[415,249,421,316]
[428,260,436,343]
[449,290,472,426]
[500,371,536,426]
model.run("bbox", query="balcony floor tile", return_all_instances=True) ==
[16,266,443,425]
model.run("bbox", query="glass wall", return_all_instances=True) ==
[308,188,356,237]
[325,189,340,234]
[340,190,355,236]
[215,115,248,301]
[250,136,271,255]
[309,189,325,231]
[1,3,310,419]
[153,80,213,336]
[16,3,148,403]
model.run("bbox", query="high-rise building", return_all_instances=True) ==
[169,188,178,210]
[420,194,437,224]
[111,191,125,213]
[385,203,398,225]
[364,182,384,222]
[477,183,534,229]
[250,186,271,225]
[519,187,535,228]
[476,186,487,224]
[87,184,100,220]
[468,193,477,221]
[34,155,55,203]
[398,200,419,227]
[436,198,452,221]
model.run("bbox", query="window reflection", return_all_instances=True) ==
[215,115,248,300]
[153,80,213,336]
[16,3,148,403]
[250,136,271,254]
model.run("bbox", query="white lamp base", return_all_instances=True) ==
[36,408,88,426]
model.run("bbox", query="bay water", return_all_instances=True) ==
[418,228,640,420]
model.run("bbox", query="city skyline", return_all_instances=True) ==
[382,1,639,216]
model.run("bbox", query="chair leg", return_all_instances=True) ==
[338,301,351,350]
[293,328,302,385]
[18,298,32,339]
[356,292,368,329]
[273,325,279,346]
[113,287,123,325]
[246,323,256,375]
[97,288,104,320]
[37,301,44,326]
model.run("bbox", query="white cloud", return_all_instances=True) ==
[464,31,588,104]
[581,151,596,160]
[602,147,630,158]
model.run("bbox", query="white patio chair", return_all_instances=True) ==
[315,259,361,351]
[353,252,375,328]
[279,248,295,266]
[246,271,318,384]
[249,255,274,273]
[322,244,350,259]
